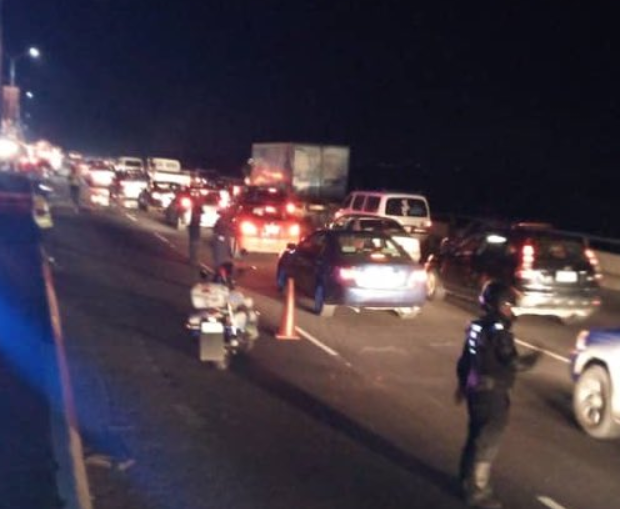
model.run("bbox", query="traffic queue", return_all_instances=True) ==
[1,148,616,450]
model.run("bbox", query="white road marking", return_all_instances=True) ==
[154,233,171,244]
[360,345,409,356]
[125,214,138,222]
[515,337,570,364]
[295,326,352,367]
[537,495,569,509]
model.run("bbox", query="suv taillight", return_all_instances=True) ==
[521,243,535,270]
[585,248,603,280]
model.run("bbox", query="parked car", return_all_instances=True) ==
[328,214,421,262]
[164,188,221,229]
[276,229,427,318]
[110,171,149,208]
[335,191,432,237]
[138,181,180,211]
[222,186,303,254]
[571,328,620,439]
[426,222,602,323]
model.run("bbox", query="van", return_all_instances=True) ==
[116,157,144,174]
[335,191,432,237]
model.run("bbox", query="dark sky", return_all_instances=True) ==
[7,1,620,230]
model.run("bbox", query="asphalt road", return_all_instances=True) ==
[48,196,620,509]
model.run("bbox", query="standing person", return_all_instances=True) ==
[68,164,81,211]
[211,213,234,284]
[455,281,538,508]
[188,199,202,266]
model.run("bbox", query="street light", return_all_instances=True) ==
[25,91,34,99]
[9,45,40,86]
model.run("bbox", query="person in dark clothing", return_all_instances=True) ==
[456,281,539,508]
[211,214,234,277]
[188,200,202,266]
[68,165,80,210]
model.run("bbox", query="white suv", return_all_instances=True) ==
[335,191,432,238]
[571,328,620,439]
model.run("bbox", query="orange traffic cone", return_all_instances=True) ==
[276,277,300,340]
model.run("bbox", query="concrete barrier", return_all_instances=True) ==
[41,250,94,509]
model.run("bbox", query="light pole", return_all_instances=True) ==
[9,46,40,86]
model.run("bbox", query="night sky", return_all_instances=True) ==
[7,1,620,233]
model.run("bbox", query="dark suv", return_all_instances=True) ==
[426,222,602,323]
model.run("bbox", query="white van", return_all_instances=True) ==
[115,157,144,174]
[335,191,432,237]
[146,158,182,174]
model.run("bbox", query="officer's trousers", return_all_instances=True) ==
[188,238,200,266]
[459,389,510,482]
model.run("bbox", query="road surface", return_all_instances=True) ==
[46,197,620,509]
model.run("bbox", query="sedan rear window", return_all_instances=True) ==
[336,234,408,260]
[385,198,428,218]
[358,218,404,233]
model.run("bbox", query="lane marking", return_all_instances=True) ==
[537,495,569,509]
[154,233,172,245]
[295,326,352,367]
[125,213,138,222]
[515,337,570,364]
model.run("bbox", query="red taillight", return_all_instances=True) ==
[424,219,432,229]
[240,220,258,236]
[265,205,277,214]
[521,243,535,270]
[180,196,192,209]
[585,248,603,280]
[585,248,599,267]
[289,224,300,237]
[285,202,296,214]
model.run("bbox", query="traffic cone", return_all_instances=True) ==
[276,277,300,340]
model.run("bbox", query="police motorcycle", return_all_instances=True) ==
[186,266,259,370]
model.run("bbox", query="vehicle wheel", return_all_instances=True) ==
[276,266,287,293]
[573,365,620,439]
[314,283,336,318]
[396,306,421,320]
[426,269,446,301]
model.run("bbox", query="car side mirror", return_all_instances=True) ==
[286,242,297,250]
[199,268,210,280]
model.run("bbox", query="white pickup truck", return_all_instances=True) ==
[571,328,620,439]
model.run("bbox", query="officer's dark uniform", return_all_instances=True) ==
[188,201,202,265]
[211,215,234,281]
[456,281,536,509]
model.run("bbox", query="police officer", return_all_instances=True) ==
[68,164,81,210]
[456,280,538,508]
[211,213,234,284]
[188,200,202,266]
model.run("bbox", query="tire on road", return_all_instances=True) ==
[276,266,287,293]
[314,283,336,318]
[426,269,446,301]
[396,306,421,320]
[573,365,620,439]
